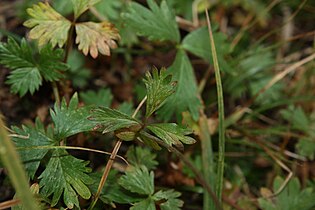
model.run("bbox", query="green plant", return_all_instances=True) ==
[1,0,315,210]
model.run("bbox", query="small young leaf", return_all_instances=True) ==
[153,190,184,210]
[11,119,55,179]
[50,93,97,140]
[80,88,113,107]
[24,2,71,48]
[147,123,196,150]
[123,0,180,42]
[75,21,120,58]
[89,107,141,134]
[71,0,101,19]
[131,198,156,210]
[126,146,158,170]
[118,166,154,195]
[158,49,201,121]
[143,67,176,118]
[39,149,93,208]
[0,38,68,96]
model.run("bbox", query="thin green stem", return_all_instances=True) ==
[0,116,40,210]
[205,9,226,202]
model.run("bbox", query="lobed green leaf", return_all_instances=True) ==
[143,67,176,118]
[147,123,196,150]
[39,149,93,208]
[123,0,180,42]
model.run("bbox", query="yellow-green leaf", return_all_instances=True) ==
[75,21,120,58]
[24,2,71,48]
[71,0,101,19]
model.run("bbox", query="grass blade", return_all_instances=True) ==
[0,115,40,210]
[205,10,226,202]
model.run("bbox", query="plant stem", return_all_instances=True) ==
[52,81,60,105]
[0,116,40,210]
[205,10,226,202]
[88,96,147,209]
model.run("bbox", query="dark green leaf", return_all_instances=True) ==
[89,171,141,205]
[131,198,156,210]
[126,146,158,170]
[95,0,123,20]
[39,149,93,208]
[147,123,196,149]
[89,107,141,134]
[80,88,113,107]
[11,118,55,179]
[118,166,154,195]
[123,0,180,42]
[50,93,97,140]
[258,176,315,210]
[143,67,176,118]
[158,49,201,121]
[153,189,183,210]
[118,102,135,116]
[0,37,68,96]
[182,26,230,72]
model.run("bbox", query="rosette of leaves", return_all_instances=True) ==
[23,0,120,58]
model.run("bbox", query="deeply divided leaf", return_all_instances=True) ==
[50,93,97,140]
[143,67,176,118]
[24,2,71,48]
[124,0,180,42]
[11,119,55,179]
[131,198,156,210]
[39,149,93,209]
[118,166,154,195]
[75,21,120,58]
[158,49,201,121]
[0,37,68,96]
[147,123,196,150]
[89,107,141,134]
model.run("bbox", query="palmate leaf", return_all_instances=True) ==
[71,0,101,19]
[0,37,68,96]
[143,67,176,118]
[75,21,120,58]
[158,49,201,121]
[131,198,155,210]
[153,190,183,210]
[11,118,55,179]
[118,166,154,195]
[24,2,71,48]
[50,93,97,140]
[259,176,315,210]
[39,149,93,209]
[89,107,141,134]
[147,123,196,150]
[123,0,180,42]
